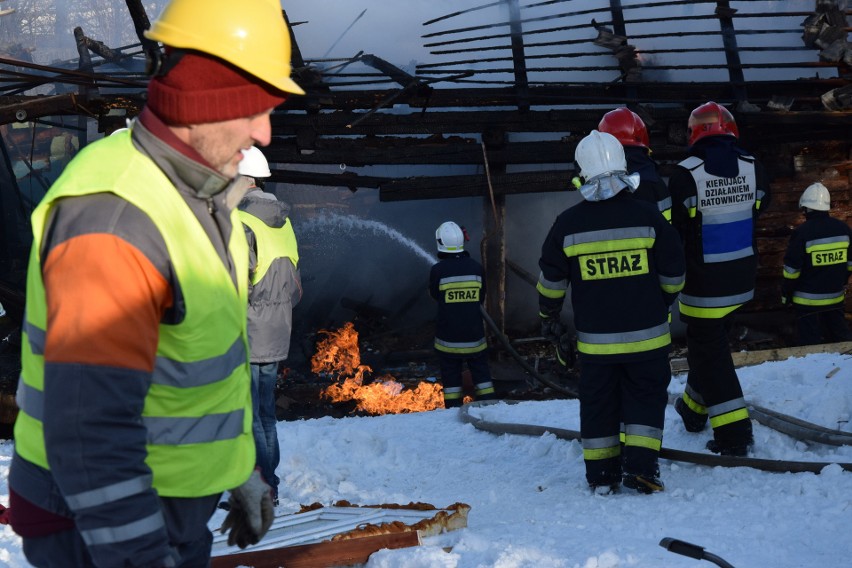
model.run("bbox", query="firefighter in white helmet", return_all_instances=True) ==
[669,102,771,458]
[538,130,684,494]
[429,221,496,407]
[782,182,852,345]
[236,146,301,507]
[8,0,304,564]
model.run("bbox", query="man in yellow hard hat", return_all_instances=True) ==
[7,0,304,565]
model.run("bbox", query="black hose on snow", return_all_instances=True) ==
[460,400,852,474]
[749,404,852,447]
[478,307,852,452]
[479,305,578,398]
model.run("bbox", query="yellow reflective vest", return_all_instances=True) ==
[14,131,254,497]
[238,210,299,285]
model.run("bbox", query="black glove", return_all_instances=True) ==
[541,318,566,342]
[556,333,576,369]
[220,470,275,549]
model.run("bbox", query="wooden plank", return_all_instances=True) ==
[270,107,852,142]
[210,531,421,568]
[670,341,852,373]
[284,79,850,111]
[264,138,575,166]
[379,169,575,201]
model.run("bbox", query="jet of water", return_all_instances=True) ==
[300,212,437,267]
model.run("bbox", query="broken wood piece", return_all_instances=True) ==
[670,340,852,374]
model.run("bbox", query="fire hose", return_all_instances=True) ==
[477,306,852,472]
[459,400,852,474]
[479,305,578,398]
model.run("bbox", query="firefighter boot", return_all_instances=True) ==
[705,438,753,457]
[623,472,665,494]
[706,420,754,456]
[675,397,707,433]
[586,458,621,495]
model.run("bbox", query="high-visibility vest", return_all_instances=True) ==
[14,131,254,497]
[238,210,299,285]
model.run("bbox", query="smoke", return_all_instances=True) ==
[505,190,582,334]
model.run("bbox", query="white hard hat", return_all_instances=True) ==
[799,182,830,211]
[436,221,464,253]
[238,146,272,178]
[575,130,627,181]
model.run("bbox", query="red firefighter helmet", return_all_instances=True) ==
[598,108,649,149]
[687,101,739,146]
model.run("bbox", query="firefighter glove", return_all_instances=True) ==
[556,333,576,368]
[541,318,566,342]
[220,470,274,549]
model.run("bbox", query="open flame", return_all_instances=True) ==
[311,322,444,414]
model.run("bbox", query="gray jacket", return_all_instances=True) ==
[239,187,302,363]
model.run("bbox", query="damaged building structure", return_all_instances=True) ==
[0,0,849,398]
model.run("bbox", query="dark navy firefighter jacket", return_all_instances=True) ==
[429,251,488,357]
[538,191,685,362]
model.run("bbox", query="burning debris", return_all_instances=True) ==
[311,322,444,415]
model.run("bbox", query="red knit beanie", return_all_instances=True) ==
[147,51,288,125]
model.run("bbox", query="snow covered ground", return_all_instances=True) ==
[1,351,850,567]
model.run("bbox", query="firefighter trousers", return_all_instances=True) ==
[795,305,851,346]
[579,355,671,486]
[438,351,495,408]
[682,317,752,446]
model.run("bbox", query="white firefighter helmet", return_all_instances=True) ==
[238,146,272,178]
[799,182,830,211]
[575,130,627,181]
[436,221,464,253]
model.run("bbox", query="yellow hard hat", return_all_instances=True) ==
[144,0,305,95]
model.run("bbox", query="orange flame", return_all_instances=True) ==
[311,321,371,383]
[312,322,444,414]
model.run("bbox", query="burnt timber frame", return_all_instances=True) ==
[0,0,850,335]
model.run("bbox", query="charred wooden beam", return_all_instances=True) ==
[272,107,852,138]
[288,79,849,111]
[73,27,97,100]
[505,0,530,112]
[716,2,747,101]
[0,94,88,123]
[423,10,831,49]
[359,54,418,89]
[267,167,577,199]
[419,60,845,77]
[268,169,385,191]
[424,1,503,27]
[123,0,159,68]
[430,28,806,56]
[264,138,575,166]
[379,169,576,201]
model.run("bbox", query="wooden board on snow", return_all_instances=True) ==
[670,340,852,374]
[210,531,421,568]
[211,502,469,568]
